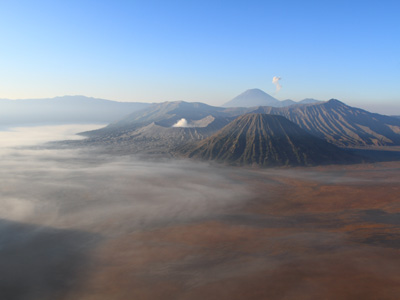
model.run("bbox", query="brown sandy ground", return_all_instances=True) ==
[63,161,400,300]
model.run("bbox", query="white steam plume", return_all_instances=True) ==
[272,76,282,93]
[172,118,189,128]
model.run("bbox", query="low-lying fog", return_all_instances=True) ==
[0,124,255,298]
[0,124,252,231]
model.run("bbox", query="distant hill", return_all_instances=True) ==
[298,98,321,104]
[222,89,322,108]
[0,96,150,126]
[280,99,297,106]
[178,114,361,166]
[280,98,321,105]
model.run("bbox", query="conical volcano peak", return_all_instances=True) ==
[241,88,271,96]
[222,89,279,108]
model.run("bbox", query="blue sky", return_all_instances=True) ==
[0,0,399,113]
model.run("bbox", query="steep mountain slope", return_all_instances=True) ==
[179,114,361,166]
[251,99,400,147]
[0,96,150,125]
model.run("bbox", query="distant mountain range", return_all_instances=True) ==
[73,98,400,166]
[84,98,400,148]
[0,96,150,126]
[222,88,321,108]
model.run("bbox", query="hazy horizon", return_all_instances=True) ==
[0,1,398,113]
[0,92,398,116]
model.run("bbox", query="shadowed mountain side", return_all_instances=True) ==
[252,99,400,147]
[0,218,101,300]
[0,96,150,125]
[178,114,362,166]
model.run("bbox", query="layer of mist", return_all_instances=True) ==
[0,124,252,299]
[0,125,250,231]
